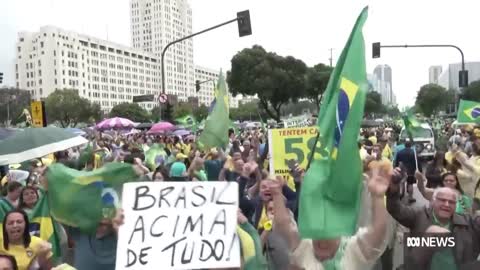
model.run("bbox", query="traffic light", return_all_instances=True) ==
[0,72,3,84]
[459,70,469,88]
[372,42,381,58]
[195,80,201,92]
[237,10,252,37]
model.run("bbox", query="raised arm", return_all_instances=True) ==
[415,170,434,201]
[386,168,418,229]
[270,180,300,251]
[356,169,390,261]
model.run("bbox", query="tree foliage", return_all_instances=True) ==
[173,102,192,120]
[0,88,31,126]
[45,89,101,127]
[193,105,209,121]
[110,102,150,123]
[305,63,333,108]
[415,84,448,117]
[364,91,385,115]
[385,105,401,118]
[162,102,174,122]
[230,102,264,121]
[461,80,480,102]
[227,45,307,122]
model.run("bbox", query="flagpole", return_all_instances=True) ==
[305,95,324,171]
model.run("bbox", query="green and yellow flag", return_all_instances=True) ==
[29,190,63,260]
[0,191,62,260]
[457,99,480,124]
[46,162,138,233]
[145,143,167,171]
[298,7,369,239]
[402,110,422,142]
[237,222,267,270]
[198,72,230,149]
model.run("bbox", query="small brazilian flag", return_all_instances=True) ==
[402,110,423,142]
[29,190,63,260]
[457,99,480,124]
[0,191,63,260]
[46,162,138,234]
[237,222,267,270]
[298,6,369,239]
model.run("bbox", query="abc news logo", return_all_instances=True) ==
[406,236,455,248]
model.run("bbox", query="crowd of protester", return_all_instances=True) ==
[0,120,480,269]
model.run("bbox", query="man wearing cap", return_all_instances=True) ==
[169,153,188,181]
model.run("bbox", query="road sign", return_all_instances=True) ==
[158,94,168,103]
[132,94,154,103]
[31,101,46,127]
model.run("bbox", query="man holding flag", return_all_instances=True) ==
[272,7,391,270]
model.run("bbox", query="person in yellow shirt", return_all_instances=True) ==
[0,210,52,270]
[367,144,393,174]
[379,137,393,160]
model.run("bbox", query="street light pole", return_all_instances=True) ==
[161,10,251,97]
[372,43,468,113]
[161,18,238,95]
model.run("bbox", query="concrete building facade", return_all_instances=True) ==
[16,26,161,112]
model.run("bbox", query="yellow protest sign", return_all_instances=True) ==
[31,101,46,127]
[268,127,319,190]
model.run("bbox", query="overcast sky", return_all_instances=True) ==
[1,0,479,107]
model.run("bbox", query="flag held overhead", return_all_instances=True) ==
[298,6,369,239]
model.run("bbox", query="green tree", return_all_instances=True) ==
[461,80,480,102]
[45,89,100,127]
[385,105,400,118]
[280,100,317,116]
[0,88,31,126]
[110,102,150,123]
[364,91,384,115]
[162,102,174,122]
[305,63,333,108]
[227,45,307,122]
[193,105,209,121]
[415,83,448,117]
[173,102,193,120]
[150,106,162,122]
[230,102,260,121]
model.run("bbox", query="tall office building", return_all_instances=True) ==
[374,64,392,90]
[130,0,194,101]
[15,26,161,112]
[429,65,442,84]
[373,64,395,105]
[438,62,480,91]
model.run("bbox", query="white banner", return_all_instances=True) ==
[115,181,240,270]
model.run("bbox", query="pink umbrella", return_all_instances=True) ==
[96,117,135,130]
[147,122,175,134]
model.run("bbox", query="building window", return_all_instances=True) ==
[18,46,21,52]
[38,60,41,67]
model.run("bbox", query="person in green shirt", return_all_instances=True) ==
[188,157,207,181]
[416,172,472,214]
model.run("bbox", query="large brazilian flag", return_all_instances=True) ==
[298,6,369,239]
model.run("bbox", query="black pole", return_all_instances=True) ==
[379,44,465,71]
[161,18,238,95]
[379,44,466,113]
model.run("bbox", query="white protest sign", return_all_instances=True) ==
[115,181,240,270]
